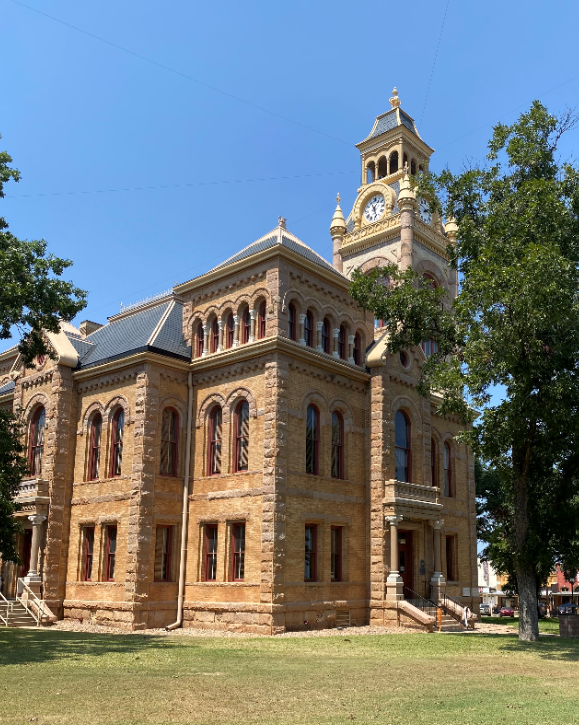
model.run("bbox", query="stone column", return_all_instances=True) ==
[298,314,306,346]
[316,321,323,352]
[332,328,340,358]
[430,519,446,599]
[217,319,224,353]
[385,514,404,601]
[249,309,256,342]
[202,325,209,357]
[347,335,355,364]
[26,515,47,579]
[233,315,240,347]
[397,172,417,271]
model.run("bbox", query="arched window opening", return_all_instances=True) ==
[226,313,235,349]
[288,303,297,341]
[395,410,411,483]
[400,351,408,368]
[366,162,375,184]
[305,405,319,475]
[411,158,417,175]
[234,401,250,472]
[210,317,219,353]
[403,152,408,170]
[378,156,388,179]
[421,339,438,358]
[331,411,344,479]
[208,407,222,475]
[196,322,204,358]
[419,164,424,174]
[431,437,437,487]
[28,407,46,476]
[321,318,330,354]
[110,408,125,478]
[422,273,438,289]
[88,413,102,481]
[304,311,314,347]
[389,151,399,174]
[160,408,178,476]
[444,442,452,496]
[353,333,361,365]
[258,301,266,339]
[338,325,346,360]
[241,306,251,344]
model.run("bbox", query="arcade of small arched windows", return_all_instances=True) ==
[201,394,254,477]
[192,295,269,359]
[285,300,366,367]
[366,150,425,183]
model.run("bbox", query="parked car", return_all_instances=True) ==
[537,603,547,618]
[557,602,579,616]
[499,607,515,617]
[479,602,491,615]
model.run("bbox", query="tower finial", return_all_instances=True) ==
[389,87,401,109]
[278,216,286,229]
[336,193,341,204]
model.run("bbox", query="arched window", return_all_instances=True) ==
[366,161,375,184]
[353,333,361,365]
[321,318,330,354]
[378,156,388,179]
[88,413,102,481]
[389,151,399,174]
[411,158,417,175]
[28,407,46,476]
[160,408,178,476]
[421,339,438,358]
[431,437,437,487]
[211,318,219,353]
[258,301,266,339]
[196,322,204,358]
[403,152,408,170]
[331,411,344,479]
[234,401,250,472]
[304,311,314,347]
[444,442,452,496]
[288,303,297,341]
[241,306,251,344]
[110,408,125,478]
[305,405,319,475]
[226,314,235,349]
[395,410,411,482]
[208,407,222,475]
[338,325,346,360]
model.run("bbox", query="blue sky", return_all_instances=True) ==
[2,0,579,348]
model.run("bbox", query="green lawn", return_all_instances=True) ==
[480,616,561,634]
[1,628,578,725]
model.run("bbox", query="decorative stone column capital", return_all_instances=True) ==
[299,313,306,323]
[217,319,224,330]
[333,328,340,337]
[348,334,355,344]
[28,514,47,526]
[202,324,209,332]
[432,519,444,530]
[233,315,239,323]
[385,514,403,526]
[249,309,257,320]
[316,320,324,331]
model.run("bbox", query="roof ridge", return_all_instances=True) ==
[147,300,175,347]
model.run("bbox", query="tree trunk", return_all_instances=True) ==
[516,562,539,641]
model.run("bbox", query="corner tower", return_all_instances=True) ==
[332,88,457,297]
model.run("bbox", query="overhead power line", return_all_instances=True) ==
[420,0,451,126]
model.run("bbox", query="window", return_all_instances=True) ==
[399,351,408,368]
[403,152,408,169]
[208,407,222,475]
[109,408,124,478]
[258,301,266,339]
[154,526,173,581]
[160,408,178,476]
[411,158,417,175]
[377,156,388,179]
[196,322,204,358]
[204,525,218,581]
[28,406,46,476]
[105,525,117,581]
[304,525,317,581]
[331,527,343,582]
[331,411,344,479]
[421,339,438,358]
[338,325,346,360]
[226,313,235,348]
[353,333,361,365]
[211,318,219,353]
[288,303,297,341]
[82,527,95,581]
[306,405,319,475]
[431,438,437,487]
[389,151,399,174]
[230,523,245,581]
[304,311,314,347]
[395,410,411,482]
[366,162,375,184]
[88,413,102,481]
[446,535,457,581]
[444,442,452,496]
[321,318,330,353]
[234,401,250,472]
[242,307,251,344]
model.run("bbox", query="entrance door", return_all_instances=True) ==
[398,530,414,596]
[19,529,32,578]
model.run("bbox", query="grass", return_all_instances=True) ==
[1,628,578,725]
[480,615,561,634]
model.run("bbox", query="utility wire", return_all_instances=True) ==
[7,0,352,147]
[420,0,451,126]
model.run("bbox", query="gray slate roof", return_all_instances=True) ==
[73,300,190,369]
[367,109,419,140]
[0,379,15,396]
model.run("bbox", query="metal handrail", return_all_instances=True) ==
[0,591,13,627]
[16,578,46,627]
[432,587,472,628]
[403,587,438,618]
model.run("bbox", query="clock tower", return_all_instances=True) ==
[330,88,458,299]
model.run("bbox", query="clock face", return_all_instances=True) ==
[419,197,432,225]
[364,195,386,223]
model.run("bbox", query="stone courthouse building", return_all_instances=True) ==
[0,90,479,632]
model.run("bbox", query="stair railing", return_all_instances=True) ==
[16,578,45,627]
[403,587,438,618]
[0,591,12,627]
[432,587,473,628]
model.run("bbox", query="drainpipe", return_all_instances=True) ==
[166,371,194,630]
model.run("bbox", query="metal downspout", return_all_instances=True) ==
[166,371,194,630]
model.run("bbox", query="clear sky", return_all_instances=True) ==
[2,0,579,349]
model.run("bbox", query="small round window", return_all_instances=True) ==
[399,351,410,368]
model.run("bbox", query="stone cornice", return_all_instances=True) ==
[413,221,449,259]
[341,214,402,257]
[72,351,190,382]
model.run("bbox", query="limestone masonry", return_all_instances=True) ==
[0,91,478,632]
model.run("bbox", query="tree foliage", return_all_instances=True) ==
[350,102,579,640]
[0,409,28,562]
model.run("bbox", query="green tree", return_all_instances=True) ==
[350,102,579,641]
[0,137,86,559]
